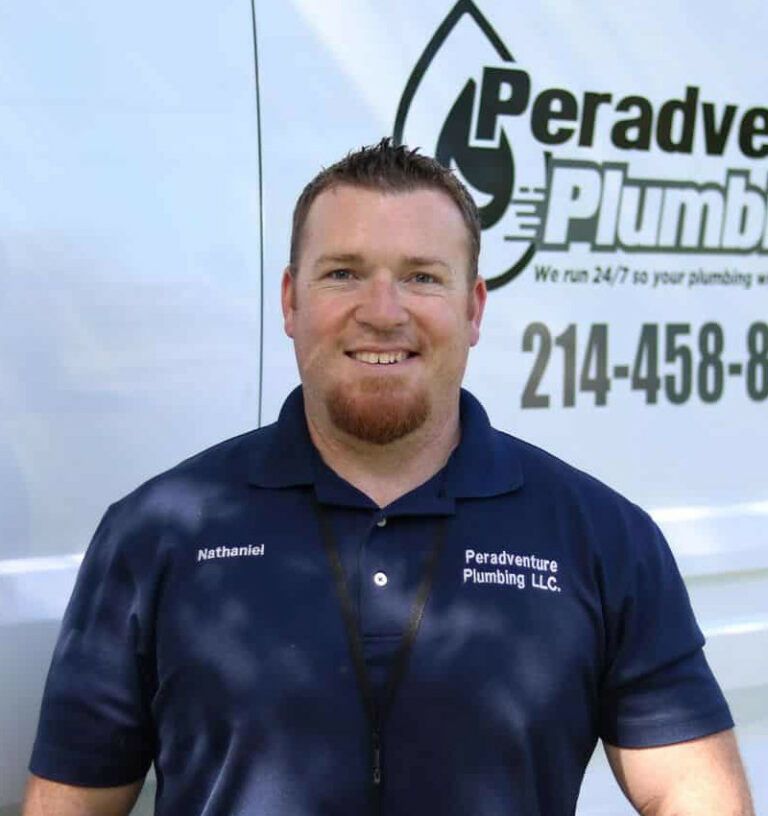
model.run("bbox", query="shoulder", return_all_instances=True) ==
[499,428,634,505]
[65,423,286,619]
[493,427,662,547]
[102,423,277,538]
[458,390,648,527]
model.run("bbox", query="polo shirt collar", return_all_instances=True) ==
[442,389,524,499]
[246,386,316,489]
[246,386,524,500]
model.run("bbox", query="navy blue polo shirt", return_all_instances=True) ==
[30,387,733,814]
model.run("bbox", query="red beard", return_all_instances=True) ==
[326,377,429,445]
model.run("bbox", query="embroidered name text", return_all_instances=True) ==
[197,544,265,562]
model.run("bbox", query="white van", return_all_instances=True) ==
[1,2,766,813]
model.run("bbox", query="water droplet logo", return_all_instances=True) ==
[394,1,543,290]
[435,79,514,231]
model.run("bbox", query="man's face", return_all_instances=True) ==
[282,184,486,445]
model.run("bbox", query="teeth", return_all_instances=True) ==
[352,351,410,364]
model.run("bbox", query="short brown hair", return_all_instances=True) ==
[289,138,480,278]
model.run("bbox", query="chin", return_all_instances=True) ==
[326,378,430,445]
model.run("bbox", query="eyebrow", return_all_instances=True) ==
[402,256,450,269]
[313,253,365,268]
[313,253,450,269]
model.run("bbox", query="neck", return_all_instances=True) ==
[305,401,461,508]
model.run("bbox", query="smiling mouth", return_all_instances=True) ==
[346,350,418,365]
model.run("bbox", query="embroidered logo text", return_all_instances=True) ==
[463,548,561,593]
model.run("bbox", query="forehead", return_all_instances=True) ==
[299,184,471,267]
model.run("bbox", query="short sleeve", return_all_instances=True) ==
[597,506,734,747]
[29,505,155,786]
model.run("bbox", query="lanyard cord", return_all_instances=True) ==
[313,501,448,799]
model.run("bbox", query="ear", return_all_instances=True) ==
[281,266,297,338]
[468,275,487,347]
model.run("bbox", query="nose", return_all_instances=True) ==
[354,273,408,330]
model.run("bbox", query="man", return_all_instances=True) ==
[24,139,754,815]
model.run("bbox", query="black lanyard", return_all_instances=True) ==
[313,501,448,809]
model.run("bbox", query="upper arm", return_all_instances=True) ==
[29,504,155,787]
[22,773,144,816]
[604,729,755,815]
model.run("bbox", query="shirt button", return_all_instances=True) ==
[373,571,388,587]
[376,517,387,527]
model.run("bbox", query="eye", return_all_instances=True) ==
[327,268,354,281]
[410,271,439,284]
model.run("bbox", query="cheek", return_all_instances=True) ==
[429,306,474,345]
[292,306,345,358]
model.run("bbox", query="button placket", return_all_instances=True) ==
[360,514,398,635]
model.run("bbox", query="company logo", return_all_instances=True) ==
[462,548,561,592]
[394,0,768,289]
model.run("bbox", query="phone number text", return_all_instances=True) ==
[521,321,768,407]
